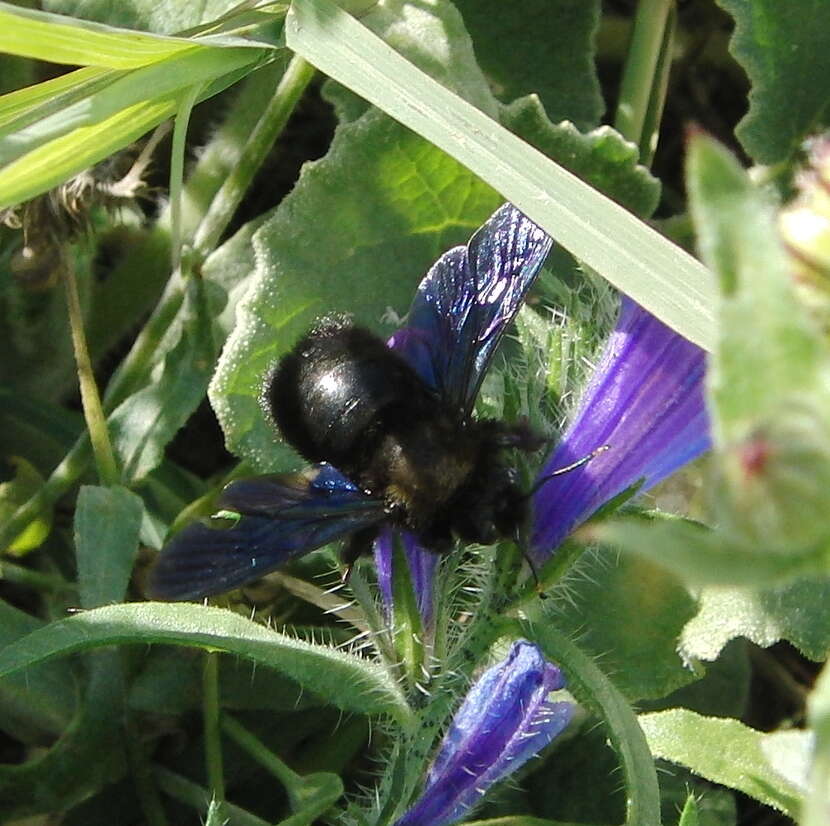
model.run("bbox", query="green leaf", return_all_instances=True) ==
[545,549,698,702]
[0,66,114,132]
[0,599,76,741]
[718,0,830,164]
[0,46,265,166]
[286,0,716,352]
[592,515,826,588]
[0,52,267,208]
[454,0,603,130]
[688,135,822,434]
[522,620,662,826]
[0,651,127,818]
[687,135,830,552]
[680,578,830,663]
[0,456,52,555]
[74,485,144,609]
[501,97,660,218]
[109,277,218,485]
[362,0,497,116]
[639,709,804,817]
[0,602,413,723]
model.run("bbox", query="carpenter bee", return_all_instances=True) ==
[149,204,553,600]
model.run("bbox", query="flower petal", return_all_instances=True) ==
[531,297,710,560]
[395,640,572,826]
[374,526,440,631]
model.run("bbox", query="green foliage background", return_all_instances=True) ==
[0,1,828,825]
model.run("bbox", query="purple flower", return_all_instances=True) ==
[377,212,710,626]
[374,526,440,631]
[394,640,572,826]
[530,296,710,560]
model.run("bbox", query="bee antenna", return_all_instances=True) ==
[524,444,611,500]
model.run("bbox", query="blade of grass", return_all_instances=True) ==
[0,46,266,165]
[0,58,264,208]
[170,83,204,270]
[0,2,199,68]
[285,0,715,350]
[0,67,118,132]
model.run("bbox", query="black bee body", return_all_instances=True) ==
[266,318,535,554]
[149,204,554,600]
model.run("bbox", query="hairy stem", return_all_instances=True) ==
[62,258,119,487]
[202,652,225,806]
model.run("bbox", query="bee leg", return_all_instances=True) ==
[341,526,379,583]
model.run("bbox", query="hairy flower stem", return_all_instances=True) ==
[382,543,523,822]
[509,541,587,610]
[202,652,226,808]
[517,619,662,826]
[62,258,119,487]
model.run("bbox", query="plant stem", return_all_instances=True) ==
[221,715,300,787]
[193,54,316,257]
[202,652,225,806]
[509,540,587,610]
[154,768,271,826]
[638,3,676,165]
[614,0,674,151]
[519,618,663,826]
[62,257,119,487]
[170,84,204,272]
[0,558,74,592]
[125,715,169,826]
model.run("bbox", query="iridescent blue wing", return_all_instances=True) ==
[148,464,385,600]
[389,203,552,415]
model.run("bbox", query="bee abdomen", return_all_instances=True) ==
[264,320,431,472]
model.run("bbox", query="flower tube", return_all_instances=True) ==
[395,640,572,826]
[531,296,710,560]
